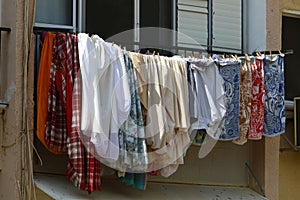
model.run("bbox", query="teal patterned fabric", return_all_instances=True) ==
[118,51,148,190]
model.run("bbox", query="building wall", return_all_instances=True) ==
[276,1,300,200]
[0,0,26,199]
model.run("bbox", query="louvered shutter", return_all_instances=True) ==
[212,0,242,52]
[177,0,208,50]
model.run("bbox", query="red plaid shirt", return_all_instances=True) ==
[66,34,101,193]
[45,33,70,152]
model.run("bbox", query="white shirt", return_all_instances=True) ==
[78,33,130,161]
[189,59,226,140]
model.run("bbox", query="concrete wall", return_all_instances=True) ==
[0,0,25,199]
[278,1,300,200]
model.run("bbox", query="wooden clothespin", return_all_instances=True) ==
[137,49,141,54]
[123,46,127,51]
[152,51,156,56]
[245,53,250,61]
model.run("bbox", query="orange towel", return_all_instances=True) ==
[36,32,63,154]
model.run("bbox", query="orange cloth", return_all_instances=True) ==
[36,32,62,154]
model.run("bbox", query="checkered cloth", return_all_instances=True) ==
[66,34,101,193]
[45,33,70,153]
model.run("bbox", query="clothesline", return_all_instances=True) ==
[32,26,293,58]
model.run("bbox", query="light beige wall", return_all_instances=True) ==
[0,0,26,199]
[247,1,281,200]
[278,1,300,200]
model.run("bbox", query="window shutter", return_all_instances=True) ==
[212,0,242,52]
[177,0,208,49]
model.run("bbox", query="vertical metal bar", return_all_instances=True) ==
[172,0,178,54]
[73,0,77,32]
[134,0,140,51]
[0,31,2,70]
[78,0,82,32]
[241,0,244,53]
[208,0,213,52]
[0,28,11,71]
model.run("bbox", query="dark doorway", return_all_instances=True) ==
[282,16,300,100]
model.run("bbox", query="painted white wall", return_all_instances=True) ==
[245,0,267,52]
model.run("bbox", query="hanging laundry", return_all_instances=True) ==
[118,172,147,190]
[36,32,62,154]
[248,56,265,140]
[78,33,131,163]
[263,54,286,136]
[45,33,74,153]
[187,58,226,140]
[159,56,190,177]
[130,53,190,177]
[66,34,101,193]
[215,57,241,141]
[233,57,253,145]
[35,29,290,193]
[117,51,148,189]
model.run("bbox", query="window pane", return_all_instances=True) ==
[35,0,73,26]
[86,0,134,40]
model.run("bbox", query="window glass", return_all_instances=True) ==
[35,0,73,26]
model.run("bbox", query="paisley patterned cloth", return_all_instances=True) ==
[216,58,240,141]
[248,57,265,139]
[233,58,253,145]
[118,52,148,190]
[263,55,286,137]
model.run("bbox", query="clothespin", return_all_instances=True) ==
[112,42,115,46]
[147,50,150,55]
[198,51,202,58]
[123,46,127,51]
[157,52,161,61]
[152,51,156,56]
[245,53,250,61]
[138,49,141,54]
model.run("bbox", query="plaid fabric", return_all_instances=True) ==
[66,34,101,193]
[45,33,69,153]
